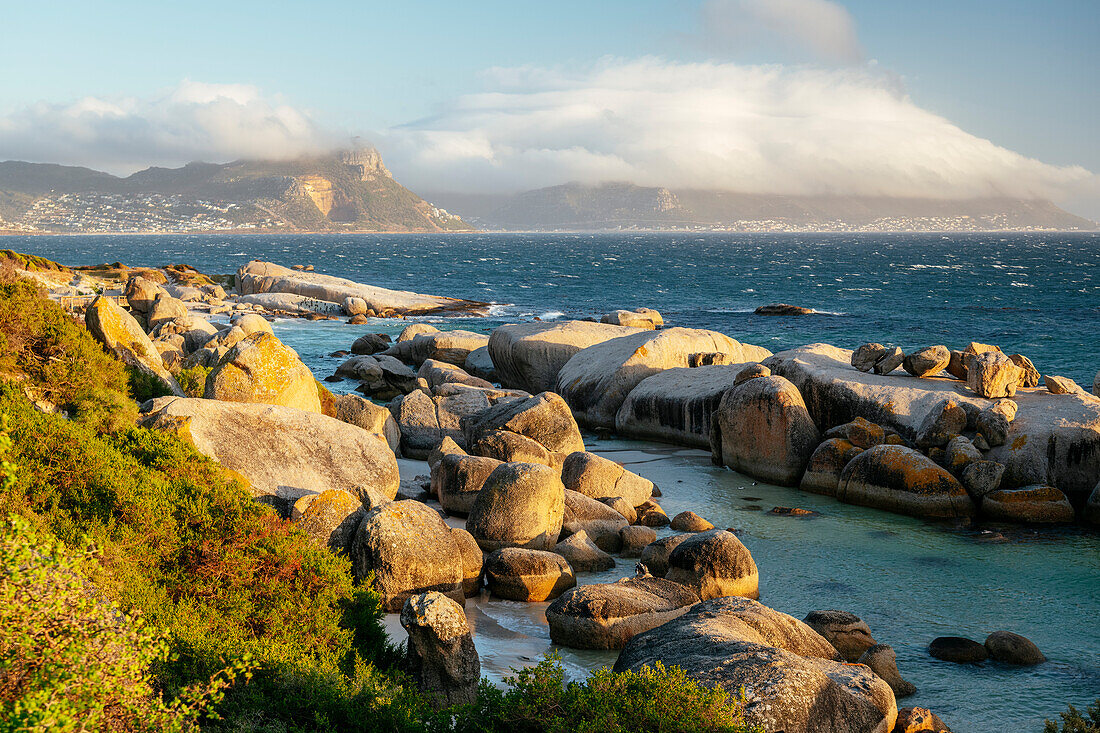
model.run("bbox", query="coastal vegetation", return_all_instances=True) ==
[0,268,756,731]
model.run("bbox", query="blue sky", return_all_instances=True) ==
[1,1,1097,214]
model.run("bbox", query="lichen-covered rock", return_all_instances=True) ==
[666,529,759,600]
[204,332,321,412]
[801,439,864,496]
[545,575,699,649]
[351,501,465,611]
[488,320,644,393]
[325,393,400,453]
[767,344,1100,504]
[944,436,982,475]
[463,391,584,455]
[967,352,1020,398]
[803,610,877,662]
[614,364,750,448]
[293,489,365,555]
[711,375,820,486]
[85,295,184,396]
[1087,482,1100,526]
[859,644,916,697]
[824,417,885,449]
[615,598,897,733]
[431,453,503,517]
[484,547,576,601]
[981,485,1074,523]
[466,462,565,552]
[837,445,974,519]
[903,346,950,378]
[400,592,480,708]
[734,363,771,385]
[557,327,772,429]
[554,530,615,572]
[140,397,399,502]
[418,359,494,392]
[984,631,1045,665]
[560,451,654,507]
[893,707,953,733]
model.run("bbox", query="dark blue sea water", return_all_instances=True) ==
[12,231,1100,385]
[10,232,1100,730]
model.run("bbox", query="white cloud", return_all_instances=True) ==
[695,0,863,64]
[0,81,338,174]
[382,57,1095,203]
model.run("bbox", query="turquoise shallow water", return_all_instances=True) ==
[13,232,1100,730]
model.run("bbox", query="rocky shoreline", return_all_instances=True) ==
[17,253,1100,732]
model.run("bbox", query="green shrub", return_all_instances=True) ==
[0,275,135,430]
[1046,700,1100,733]
[451,655,760,733]
[0,514,242,733]
[175,364,212,398]
[0,386,403,730]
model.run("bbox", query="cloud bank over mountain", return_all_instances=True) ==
[0,81,337,174]
[382,57,1094,202]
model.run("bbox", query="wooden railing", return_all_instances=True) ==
[58,294,129,312]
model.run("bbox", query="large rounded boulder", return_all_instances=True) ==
[463,391,584,455]
[560,451,654,507]
[140,397,400,503]
[293,488,366,555]
[351,501,465,612]
[430,453,502,517]
[711,375,821,486]
[837,444,974,518]
[614,597,897,733]
[204,332,322,413]
[545,574,699,649]
[465,462,565,552]
[85,295,183,396]
[981,485,1074,524]
[801,438,863,496]
[484,548,576,602]
[487,320,644,393]
[665,529,759,600]
[556,327,772,429]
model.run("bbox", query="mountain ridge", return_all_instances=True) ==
[0,149,473,234]
[424,182,1097,232]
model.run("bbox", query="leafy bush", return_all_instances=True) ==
[0,386,401,730]
[1046,700,1100,733]
[451,655,760,733]
[175,364,212,398]
[0,514,241,733]
[0,275,135,430]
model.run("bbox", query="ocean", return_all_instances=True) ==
[10,231,1100,730]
